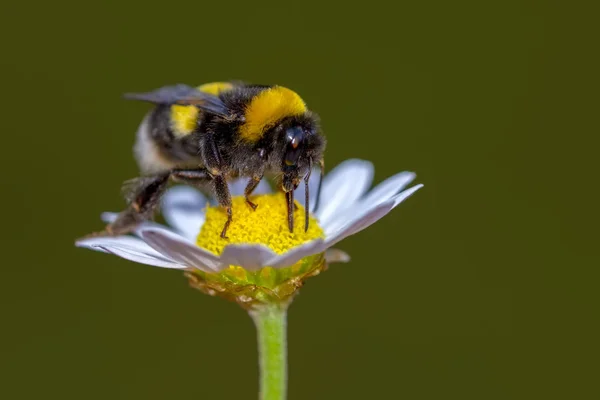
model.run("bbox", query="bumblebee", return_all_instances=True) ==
[103,81,326,238]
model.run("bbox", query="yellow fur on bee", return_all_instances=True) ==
[240,86,307,142]
[170,105,199,137]
[197,82,234,95]
[169,82,234,137]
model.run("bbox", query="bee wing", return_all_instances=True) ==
[124,84,228,117]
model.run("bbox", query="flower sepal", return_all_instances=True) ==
[185,253,326,308]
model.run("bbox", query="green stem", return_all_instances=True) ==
[250,303,288,400]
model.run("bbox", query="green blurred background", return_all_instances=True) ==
[1,1,598,399]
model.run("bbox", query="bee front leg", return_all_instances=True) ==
[244,174,263,211]
[200,133,234,239]
[213,175,233,239]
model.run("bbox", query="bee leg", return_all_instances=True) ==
[95,169,214,238]
[213,175,233,239]
[200,133,234,238]
[286,190,294,232]
[170,168,213,184]
[244,175,263,211]
[200,132,225,177]
[105,173,170,236]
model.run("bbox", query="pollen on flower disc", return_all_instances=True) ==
[196,193,324,255]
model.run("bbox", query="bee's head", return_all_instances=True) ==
[279,116,325,192]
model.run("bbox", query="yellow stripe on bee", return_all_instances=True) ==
[169,82,234,137]
[240,86,307,142]
[170,104,199,137]
[197,82,234,95]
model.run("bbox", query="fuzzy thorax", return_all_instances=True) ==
[190,193,326,307]
[239,86,307,142]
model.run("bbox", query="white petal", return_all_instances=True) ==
[293,168,320,212]
[325,184,423,247]
[76,237,185,269]
[393,184,423,207]
[359,171,416,207]
[321,171,415,236]
[316,159,374,226]
[324,203,392,248]
[266,239,325,269]
[349,184,423,235]
[254,179,272,195]
[161,186,208,241]
[76,235,164,257]
[99,246,187,269]
[139,227,221,272]
[229,178,246,196]
[219,244,278,271]
[325,248,351,264]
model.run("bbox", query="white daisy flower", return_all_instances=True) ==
[76,159,423,306]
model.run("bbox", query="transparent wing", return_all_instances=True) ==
[124,84,228,116]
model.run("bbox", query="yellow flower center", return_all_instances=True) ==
[196,193,324,255]
[189,193,327,307]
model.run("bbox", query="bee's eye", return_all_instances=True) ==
[284,126,305,166]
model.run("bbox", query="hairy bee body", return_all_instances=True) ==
[134,109,202,175]
[103,81,326,238]
[134,82,234,175]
